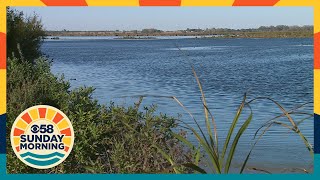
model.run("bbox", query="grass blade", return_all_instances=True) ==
[172,132,196,151]
[195,145,201,166]
[170,118,221,173]
[221,93,247,162]
[225,107,253,173]
[152,144,181,174]
[247,97,314,157]
[240,123,273,173]
[182,163,207,174]
[192,66,218,155]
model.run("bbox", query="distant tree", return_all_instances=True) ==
[141,28,162,34]
[7,8,46,63]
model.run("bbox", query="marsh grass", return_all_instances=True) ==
[129,65,313,174]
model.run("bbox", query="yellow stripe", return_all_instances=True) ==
[0,70,6,115]
[182,0,234,6]
[0,5,5,33]
[29,108,39,120]
[7,0,45,6]
[13,137,20,146]
[57,119,69,130]
[276,0,320,6]
[16,119,28,130]
[63,136,71,147]
[315,69,320,115]
[46,108,56,121]
[86,0,139,6]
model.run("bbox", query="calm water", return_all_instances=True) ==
[42,37,313,172]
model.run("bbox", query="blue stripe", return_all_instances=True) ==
[0,114,5,154]
[0,154,5,174]
[20,152,65,159]
[24,157,61,166]
[315,113,320,154]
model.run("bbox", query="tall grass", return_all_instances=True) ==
[143,66,314,174]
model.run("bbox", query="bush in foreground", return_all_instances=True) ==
[6,57,190,173]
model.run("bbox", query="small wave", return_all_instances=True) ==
[24,157,61,166]
[20,152,64,159]
[21,152,64,166]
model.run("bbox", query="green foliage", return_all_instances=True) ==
[7,57,70,123]
[7,8,46,63]
[6,57,69,173]
[6,57,190,173]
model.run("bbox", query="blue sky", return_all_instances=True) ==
[14,7,313,31]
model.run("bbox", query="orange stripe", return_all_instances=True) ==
[139,0,181,6]
[60,128,72,136]
[16,146,20,152]
[315,32,320,69]
[13,128,24,136]
[233,0,280,6]
[21,113,32,124]
[52,113,63,124]
[64,146,69,152]
[40,0,87,6]
[0,32,6,69]
[38,108,47,119]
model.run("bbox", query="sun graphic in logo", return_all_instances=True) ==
[10,105,74,169]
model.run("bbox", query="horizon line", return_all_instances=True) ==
[45,24,314,32]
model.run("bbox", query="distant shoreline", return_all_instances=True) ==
[46,31,313,39]
[46,25,314,39]
[44,34,313,40]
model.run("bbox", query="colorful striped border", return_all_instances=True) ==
[0,0,319,167]
[0,114,5,154]
[316,114,320,153]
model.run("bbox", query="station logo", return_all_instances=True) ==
[10,105,74,169]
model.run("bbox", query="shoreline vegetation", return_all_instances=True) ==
[46,25,313,39]
[7,8,313,174]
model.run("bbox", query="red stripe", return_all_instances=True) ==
[0,32,6,69]
[52,113,63,124]
[38,108,47,119]
[60,128,72,136]
[13,128,24,136]
[64,146,69,152]
[139,0,181,6]
[233,0,280,6]
[21,113,32,124]
[315,32,320,69]
[40,0,87,6]
[16,146,20,152]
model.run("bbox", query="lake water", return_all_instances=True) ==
[42,37,314,173]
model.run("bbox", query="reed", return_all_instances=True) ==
[143,66,314,174]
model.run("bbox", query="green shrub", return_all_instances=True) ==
[7,8,45,62]
[6,57,190,174]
